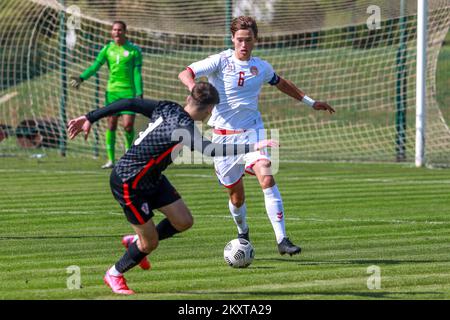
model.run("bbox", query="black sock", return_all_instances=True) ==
[115,241,148,274]
[156,218,180,240]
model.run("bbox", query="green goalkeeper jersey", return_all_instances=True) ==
[80,40,143,96]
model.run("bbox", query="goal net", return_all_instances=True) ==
[0,0,449,165]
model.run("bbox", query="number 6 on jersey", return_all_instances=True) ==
[238,71,245,87]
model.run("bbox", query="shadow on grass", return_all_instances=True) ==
[250,266,276,270]
[139,289,444,299]
[256,258,446,265]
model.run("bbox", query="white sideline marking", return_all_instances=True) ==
[0,169,105,175]
[0,91,18,105]
[0,209,448,225]
[177,174,450,186]
[200,215,448,225]
[0,209,122,216]
[174,173,450,185]
[173,173,212,179]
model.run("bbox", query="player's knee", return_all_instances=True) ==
[185,214,194,229]
[150,238,159,251]
[177,212,194,231]
[256,160,273,176]
[230,195,245,208]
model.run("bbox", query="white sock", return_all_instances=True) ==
[263,185,286,244]
[228,200,248,234]
[108,265,122,277]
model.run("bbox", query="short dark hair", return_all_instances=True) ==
[230,16,258,38]
[190,82,220,110]
[112,20,127,31]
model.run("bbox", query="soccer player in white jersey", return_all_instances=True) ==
[179,16,335,256]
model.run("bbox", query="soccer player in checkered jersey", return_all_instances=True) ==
[179,16,335,256]
[67,82,277,295]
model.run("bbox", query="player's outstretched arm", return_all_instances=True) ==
[70,46,108,89]
[86,98,159,123]
[178,123,278,157]
[68,99,159,140]
[194,138,279,157]
[275,77,335,114]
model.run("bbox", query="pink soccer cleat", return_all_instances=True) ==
[121,235,151,270]
[103,271,134,295]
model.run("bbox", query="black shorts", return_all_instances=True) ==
[110,170,181,225]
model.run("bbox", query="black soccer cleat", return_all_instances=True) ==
[278,237,301,256]
[238,229,250,242]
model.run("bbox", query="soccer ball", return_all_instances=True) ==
[223,238,255,268]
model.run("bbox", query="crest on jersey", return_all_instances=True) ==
[124,50,129,57]
[141,202,150,215]
[250,66,259,75]
[226,61,235,72]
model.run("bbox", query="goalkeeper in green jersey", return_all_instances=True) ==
[70,21,143,169]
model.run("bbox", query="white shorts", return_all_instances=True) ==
[212,128,270,188]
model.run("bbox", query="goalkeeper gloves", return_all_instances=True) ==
[70,76,83,89]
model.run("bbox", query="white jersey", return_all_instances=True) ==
[188,49,279,130]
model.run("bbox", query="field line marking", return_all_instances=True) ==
[0,209,448,225]
[1,169,450,185]
[0,168,105,175]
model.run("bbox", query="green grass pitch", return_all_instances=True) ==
[1,157,450,300]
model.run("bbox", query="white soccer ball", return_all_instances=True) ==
[223,238,255,268]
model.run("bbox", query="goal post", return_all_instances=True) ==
[58,0,67,157]
[415,0,428,167]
